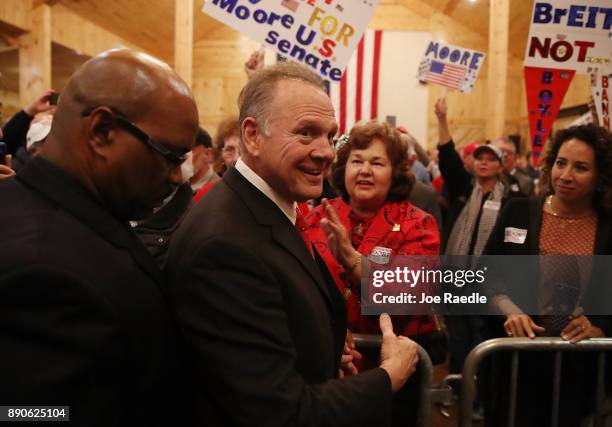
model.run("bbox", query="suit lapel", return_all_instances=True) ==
[223,168,333,306]
[18,157,163,284]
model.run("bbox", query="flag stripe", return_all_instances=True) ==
[339,72,347,135]
[331,29,383,135]
[345,48,358,132]
[355,37,364,122]
[361,30,374,123]
[424,60,466,90]
[371,30,382,120]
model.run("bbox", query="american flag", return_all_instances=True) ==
[329,30,383,135]
[424,60,466,91]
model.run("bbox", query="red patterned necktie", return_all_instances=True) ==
[295,208,314,257]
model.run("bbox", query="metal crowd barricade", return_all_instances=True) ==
[353,333,433,427]
[459,337,612,427]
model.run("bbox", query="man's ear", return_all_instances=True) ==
[241,117,262,158]
[85,107,115,158]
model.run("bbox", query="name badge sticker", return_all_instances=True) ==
[504,227,527,244]
[369,246,392,264]
[483,200,501,211]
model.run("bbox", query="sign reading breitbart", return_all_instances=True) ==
[524,1,611,73]
[203,0,379,82]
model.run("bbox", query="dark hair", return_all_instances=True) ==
[542,124,612,214]
[331,121,414,203]
[195,127,212,148]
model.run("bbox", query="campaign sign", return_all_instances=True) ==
[202,0,379,82]
[416,40,485,93]
[525,66,575,165]
[589,67,611,131]
[524,1,612,74]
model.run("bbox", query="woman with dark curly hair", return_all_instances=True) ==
[481,124,612,427]
[305,121,440,350]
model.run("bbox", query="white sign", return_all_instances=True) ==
[416,40,485,93]
[589,67,611,131]
[202,0,378,82]
[524,1,612,74]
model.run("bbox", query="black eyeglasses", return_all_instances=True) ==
[81,107,188,167]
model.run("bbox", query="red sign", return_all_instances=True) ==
[524,66,575,165]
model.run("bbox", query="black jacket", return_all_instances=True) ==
[134,182,194,268]
[482,196,612,335]
[2,110,33,156]
[165,166,393,427]
[0,157,185,426]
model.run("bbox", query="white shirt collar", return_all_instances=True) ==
[235,158,297,225]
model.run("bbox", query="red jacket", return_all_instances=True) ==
[306,198,440,336]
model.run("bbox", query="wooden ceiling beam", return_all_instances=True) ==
[175,0,194,87]
[443,0,461,16]
[19,4,52,104]
[31,0,63,9]
[486,0,510,139]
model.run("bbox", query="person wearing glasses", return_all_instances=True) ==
[0,49,199,426]
[194,116,241,201]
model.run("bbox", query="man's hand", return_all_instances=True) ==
[0,155,15,180]
[24,90,57,117]
[244,49,265,79]
[379,314,419,393]
[338,329,361,378]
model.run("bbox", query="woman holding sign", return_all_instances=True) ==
[481,124,612,427]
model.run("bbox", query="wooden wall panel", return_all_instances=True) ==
[51,5,146,59]
[0,89,20,125]
[19,5,51,107]
[0,0,32,31]
[192,29,259,134]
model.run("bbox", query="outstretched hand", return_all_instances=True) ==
[320,198,357,269]
[434,98,447,119]
[24,90,57,117]
[244,49,265,79]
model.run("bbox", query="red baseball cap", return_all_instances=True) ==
[462,142,480,156]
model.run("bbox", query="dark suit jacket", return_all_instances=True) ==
[0,157,184,426]
[165,167,392,427]
[134,182,194,268]
[505,168,534,197]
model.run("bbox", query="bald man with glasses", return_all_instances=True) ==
[0,49,199,426]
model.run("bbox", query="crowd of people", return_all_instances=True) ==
[0,48,611,427]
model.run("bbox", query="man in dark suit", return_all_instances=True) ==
[165,62,419,427]
[495,136,534,197]
[0,49,199,426]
